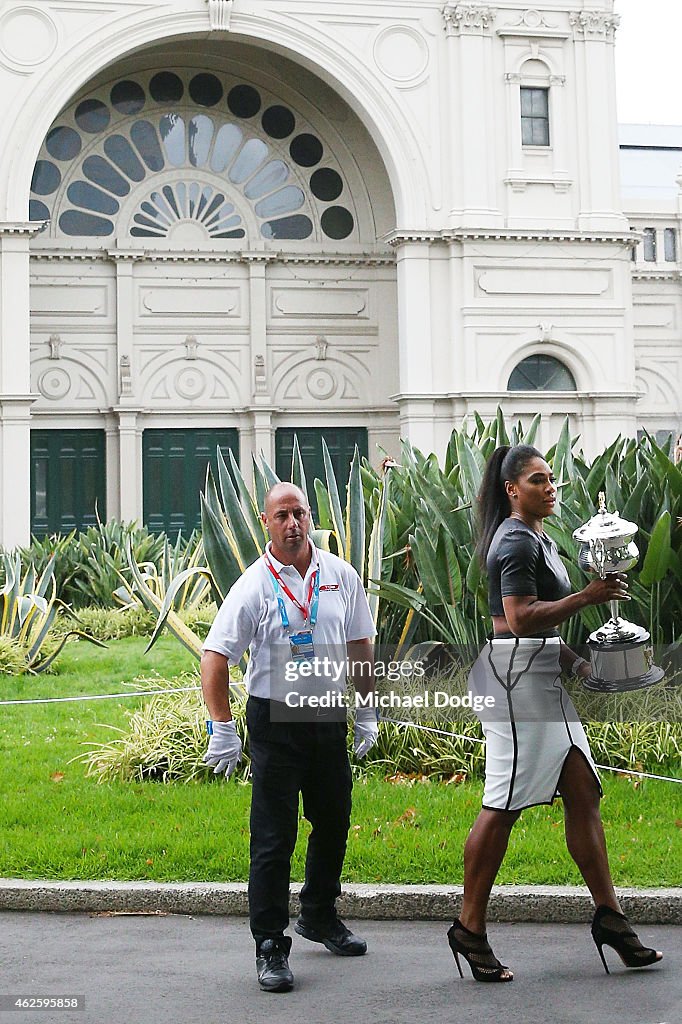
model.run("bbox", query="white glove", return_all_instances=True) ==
[204,720,242,778]
[354,706,379,759]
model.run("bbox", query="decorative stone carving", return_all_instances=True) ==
[184,335,198,360]
[442,2,496,35]
[307,368,337,400]
[504,8,558,31]
[37,367,70,400]
[207,0,233,31]
[175,367,207,401]
[569,11,620,41]
[314,336,329,361]
[272,348,371,406]
[0,6,58,70]
[48,334,62,360]
[254,354,267,394]
[119,354,132,397]
[519,9,555,30]
[373,26,429,83]
[138,349,241,406]
[538,322,553,344]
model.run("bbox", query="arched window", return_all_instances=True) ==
[29,71,357,243]
[507,355,576,391]
[519,59,551,147]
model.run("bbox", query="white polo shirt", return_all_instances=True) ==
[203,540,376,699]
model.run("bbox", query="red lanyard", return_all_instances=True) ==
[264,556,319,623]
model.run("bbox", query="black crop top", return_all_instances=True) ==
[486,518,571,636]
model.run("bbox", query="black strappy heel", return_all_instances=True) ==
[447,918,513,982]
[591,905,663,974]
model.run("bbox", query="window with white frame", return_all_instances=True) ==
[664,227,677,262]
[507,355,576,391]
[642,227,657,262]
[521,87,550,147]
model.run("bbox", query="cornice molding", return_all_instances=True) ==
[569,11,620,41]
[0,221,48,237]
[29,248,396,267]
[504,173,573,193]
[391,389,639,403]
[106,249,148,262]
[385,229,637,246]
[632,268,681,282]
[442,3,497,36]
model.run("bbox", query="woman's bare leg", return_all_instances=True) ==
[459,807,520,934]
[557,748,620,911]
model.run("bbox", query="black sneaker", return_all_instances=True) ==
[294,916,367,956]
[255,936,294,992]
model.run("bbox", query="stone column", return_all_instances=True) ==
[443,2,501,229]
[115,408,143,524]
[245,253,275,475]
[0,223,41,548]
[570,7,627,231]
[109,249,145,524]
[393,237,438,453]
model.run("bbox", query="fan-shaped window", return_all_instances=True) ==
[508,355,576,391]
[30,70,358,244]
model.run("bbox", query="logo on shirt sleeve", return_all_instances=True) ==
[319,583,340,591]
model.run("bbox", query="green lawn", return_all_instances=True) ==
[0,638,680,886]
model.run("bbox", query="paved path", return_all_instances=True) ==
[0,914,677,1024]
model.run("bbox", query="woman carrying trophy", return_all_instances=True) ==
[448,444,663,983]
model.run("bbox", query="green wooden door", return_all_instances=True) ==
[275,427,368,517]
[143,428,239,535]
[31,430,106,537]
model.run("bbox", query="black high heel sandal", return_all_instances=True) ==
[447,918,513,983]
[591,905,663,974]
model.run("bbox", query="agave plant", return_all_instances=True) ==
[137,436,412,658]
[134,413,682,664]
[16,518,171,608]
[115,531,209,612]
[372,410,682,654]
[0,551,105,673]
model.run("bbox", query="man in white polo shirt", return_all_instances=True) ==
[201,482,379,993]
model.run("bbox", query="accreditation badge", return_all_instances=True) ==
[289,629,315,663]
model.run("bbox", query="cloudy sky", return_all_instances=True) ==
[614,0,682,124]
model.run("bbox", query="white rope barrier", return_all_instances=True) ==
[378,715,682,785]
[0,682,243,706]
[1,690,680,784]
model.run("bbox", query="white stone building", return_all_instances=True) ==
[0,0,679,546]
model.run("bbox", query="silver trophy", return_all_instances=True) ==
[572,492,664,692]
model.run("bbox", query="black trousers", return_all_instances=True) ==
[246,696,352,940]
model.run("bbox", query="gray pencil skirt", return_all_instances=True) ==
[468,637,601,812]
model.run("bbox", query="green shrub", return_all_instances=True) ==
[81,669,682,784]
[177,602,217,640]
[81,677,248,784]
[0,550,105,674]
[58,606,158,642]
[0,636,31,676]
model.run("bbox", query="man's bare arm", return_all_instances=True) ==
[200,650,233,721]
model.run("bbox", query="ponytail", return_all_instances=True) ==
[475,443,543,566]
[475,445,511,567]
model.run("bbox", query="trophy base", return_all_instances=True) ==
[583,665,664,694]
[584,625,664,693]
